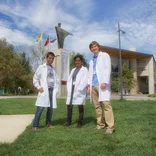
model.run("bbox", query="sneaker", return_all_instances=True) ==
[76,122,82,128]
[64,122,71,127]
[47,124,54,128]
[105,129,115,135]
[33,127,39,131]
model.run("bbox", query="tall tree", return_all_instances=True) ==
[30,42,47,70]
[0,39,34,94]
[122,63,136,93]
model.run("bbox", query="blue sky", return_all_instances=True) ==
[0,0,156,61]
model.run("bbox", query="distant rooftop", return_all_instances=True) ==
[100,45,153,60]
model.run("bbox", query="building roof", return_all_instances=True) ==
[100,45,153,60]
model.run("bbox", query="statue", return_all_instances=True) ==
[55,23,73,48]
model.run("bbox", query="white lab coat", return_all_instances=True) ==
[88,52,111,102]
[66,66,88,105]
[33,63,59,108]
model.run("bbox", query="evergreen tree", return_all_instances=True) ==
[111,63,136,94]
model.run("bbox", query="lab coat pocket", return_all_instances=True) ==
[74,90,82,98]
[36,93,48,106]
[38,91,45,97]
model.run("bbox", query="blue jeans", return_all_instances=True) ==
[33,88,53,128]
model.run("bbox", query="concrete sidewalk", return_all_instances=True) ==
[0,114,34,143]
[0,96,37,99]
[111,95,156,100]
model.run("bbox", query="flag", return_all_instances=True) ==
[36,33,42,42]
[50,37,57,44]
[44,36,50,46]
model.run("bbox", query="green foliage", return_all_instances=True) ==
[148,94,156,97]
[19,52,32,74]
[122,63,136,90]
[111,75,119,92]
[0,39,34,94]
[0,98,156,156]
[111,63,136,92]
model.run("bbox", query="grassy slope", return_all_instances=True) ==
[0,99,156,156]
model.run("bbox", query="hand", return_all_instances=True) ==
[100,83,107,90]
[39,87,44,93]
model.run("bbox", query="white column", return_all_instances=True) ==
[148,57,154,94]
[130,59,138,94]
[52,49,62,97]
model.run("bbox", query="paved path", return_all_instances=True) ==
[0,114,34,143]
[111,95,156,100]
[0,96,36,99]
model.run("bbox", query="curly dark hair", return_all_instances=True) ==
[74,54,84,62]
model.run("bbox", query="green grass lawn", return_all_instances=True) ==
[0,98,156,156]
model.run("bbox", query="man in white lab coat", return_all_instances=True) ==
[33,52,59,130]
[87,41,115,135]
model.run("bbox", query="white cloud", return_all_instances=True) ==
[0,0,156,58]
[0,0,110,51]
[64,27,117,55]
[0,0,83,36]
[115,0,156,54]
[0,22,33,45]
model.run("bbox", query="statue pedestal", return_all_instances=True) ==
[52,49,70,97]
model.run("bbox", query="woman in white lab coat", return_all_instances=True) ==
[64,54,88,128]
[33,52,59,130]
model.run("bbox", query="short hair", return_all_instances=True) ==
[46,52,55,58]
[89,41,100,50]
[74,54,84,62]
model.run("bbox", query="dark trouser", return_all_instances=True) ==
[66,84,75,124]
[65,84,84,125]
[66,105,84,125]
[77,105,84,124]
[66,105,73,124]
[33,88,53,128]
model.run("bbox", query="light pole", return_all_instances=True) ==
[118,22,125,100]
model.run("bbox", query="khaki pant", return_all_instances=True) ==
[92,86,114,130]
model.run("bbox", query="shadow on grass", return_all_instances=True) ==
[52,116,95,126]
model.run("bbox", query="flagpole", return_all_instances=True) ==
[41,40,43,64]
[40,33,43,64]
[48,36,50,51]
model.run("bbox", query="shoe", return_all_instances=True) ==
[47,124,54,128]
[105,129,115,135]
[64,122,71,127]
[96,125,105,130]
[76,122,82,128]
[33,127,39,131]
